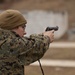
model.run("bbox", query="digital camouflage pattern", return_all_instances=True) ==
[0,28,50,75]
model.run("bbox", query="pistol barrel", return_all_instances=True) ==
[45,26,59,31]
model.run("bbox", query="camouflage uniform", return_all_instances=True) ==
[0,28,50,75]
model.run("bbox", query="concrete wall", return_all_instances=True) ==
[0,0,75,28]
[11,0,75,28]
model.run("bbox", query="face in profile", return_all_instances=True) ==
[12,24,26,37]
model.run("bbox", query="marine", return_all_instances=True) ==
[0,9,54,75]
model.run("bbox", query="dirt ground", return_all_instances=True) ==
[25,66,75,75]
[25,48,75,75]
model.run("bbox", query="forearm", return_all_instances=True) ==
[19,34,50,65]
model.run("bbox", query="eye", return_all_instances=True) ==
[21,25,26,29]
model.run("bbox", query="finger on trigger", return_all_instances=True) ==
[52,30,55,33]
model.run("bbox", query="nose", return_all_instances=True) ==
[24,31,26,35]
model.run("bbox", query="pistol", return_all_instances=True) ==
[45,26,59,31]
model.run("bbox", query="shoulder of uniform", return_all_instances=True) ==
[0,28,10,34]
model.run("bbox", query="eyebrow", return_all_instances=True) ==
[21,24,26,27]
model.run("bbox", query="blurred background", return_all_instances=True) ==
[0,0,75,75]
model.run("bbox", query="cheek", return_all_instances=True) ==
[20,29,25,35]
[19,27,24,32]
[18,27,25,36]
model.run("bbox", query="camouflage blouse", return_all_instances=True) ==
[0,28,50,75]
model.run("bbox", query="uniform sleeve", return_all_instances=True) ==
[18,34,50,65]
[1,33,50,65]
